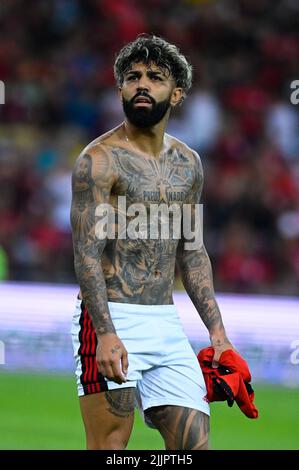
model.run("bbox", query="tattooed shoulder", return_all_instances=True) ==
[72,145,118,191]
[70,146,118,241]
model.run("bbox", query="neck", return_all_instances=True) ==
[123,115,169,157]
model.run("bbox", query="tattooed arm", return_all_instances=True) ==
[176,152,234,367]
[70,147,128,383]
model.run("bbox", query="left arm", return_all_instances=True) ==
[176,151,234,366]
[176,242,233,366]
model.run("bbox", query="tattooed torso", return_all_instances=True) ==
[72,125,202,305]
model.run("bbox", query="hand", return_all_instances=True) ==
[210,336,236,369]
[96,333,128,384]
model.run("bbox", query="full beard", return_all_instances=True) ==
[122,95,171,128]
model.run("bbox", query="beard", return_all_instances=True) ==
[122,92,171,128]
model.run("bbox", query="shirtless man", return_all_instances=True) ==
[70,34,234,450]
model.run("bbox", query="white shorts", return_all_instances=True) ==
[71,299,210,427]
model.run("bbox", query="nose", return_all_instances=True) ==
[136,76,150,92]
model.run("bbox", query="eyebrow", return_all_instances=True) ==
[148,70,164,78]
[125,70,165,78]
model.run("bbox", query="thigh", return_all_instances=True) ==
[138,337,210,420]
[145,405,209,450]
[79,387,135,450]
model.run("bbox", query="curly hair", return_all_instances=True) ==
[114,34,193,100]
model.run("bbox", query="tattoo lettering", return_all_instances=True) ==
[71,136,206,309]
[101,146,198,304]
[113,147,193,204]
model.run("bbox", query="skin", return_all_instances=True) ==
[146,405,210,450]
[71,62,234,449]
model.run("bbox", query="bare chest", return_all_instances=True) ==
[112,147,194,205]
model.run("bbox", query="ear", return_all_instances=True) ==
[117,87,123,101]
[170,87,184,107]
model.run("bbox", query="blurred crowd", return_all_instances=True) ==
[0,0,299,294]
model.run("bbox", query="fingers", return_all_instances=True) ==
[212,353,219,369]
[211,342,234,368]
[96,350,128,384]
[111,359,127,384]
[99,363,114,381]
[121,350,129,377]
[97,360,122,384]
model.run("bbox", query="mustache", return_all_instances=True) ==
[130,91,155,105]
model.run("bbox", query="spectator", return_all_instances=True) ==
[0,0,298,293]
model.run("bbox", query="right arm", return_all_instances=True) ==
[70,148,128,384]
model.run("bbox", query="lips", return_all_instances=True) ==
[134,96,152,104]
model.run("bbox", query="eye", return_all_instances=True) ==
[127,75,138,81]
[151,75,162,81]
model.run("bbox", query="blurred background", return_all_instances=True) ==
[0,0,299,450]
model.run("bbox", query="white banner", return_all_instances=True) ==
[0,282,298,385]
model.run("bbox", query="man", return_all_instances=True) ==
[70,34,234,450]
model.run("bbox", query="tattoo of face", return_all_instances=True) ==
[71,154,96,239]
[71,144,203,310]
[71,151,116,335]
[101,146,199,305]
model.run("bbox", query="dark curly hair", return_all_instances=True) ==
[114,34,193,101]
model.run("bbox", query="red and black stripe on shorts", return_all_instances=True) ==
[78,301,108,395]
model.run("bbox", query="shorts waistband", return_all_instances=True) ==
[108,301,177,316]
[75,298,177,316]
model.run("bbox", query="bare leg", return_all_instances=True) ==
[145,405,209,450]
[79,388,135,450]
